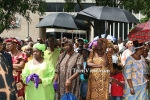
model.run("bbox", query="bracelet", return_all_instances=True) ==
[130,87,134,91]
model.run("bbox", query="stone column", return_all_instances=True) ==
[89,21,94,42]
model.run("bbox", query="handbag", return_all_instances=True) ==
[60,86,77,100]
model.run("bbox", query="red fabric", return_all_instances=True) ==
[12,52,27,100]
[5,37,21,45]
[110,73,124,96]
[128,21,150,42]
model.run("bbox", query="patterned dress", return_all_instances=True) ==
[0,52,17,100]
[124,56,148,100]
[55,52,83,100]
[12,53,27,100]
[86,51,110,100]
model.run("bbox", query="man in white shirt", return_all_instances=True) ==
[117,37,126,54]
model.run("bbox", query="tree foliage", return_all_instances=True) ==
[140,16,150,23]
[64,0,150,22]
[64,0,126,12]
[0,0,46,33]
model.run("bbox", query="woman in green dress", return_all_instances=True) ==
[22,43,55,100]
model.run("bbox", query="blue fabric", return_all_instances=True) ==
[80,81,88,98]
[124,82,148,100]
[80,74,85,80]
[80,61,88,81]
[60,93,77,100]
[111,96,123,100]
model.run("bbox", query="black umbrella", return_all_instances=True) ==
[76,6,139,23]
[36,13,77,29]
[72,16,90,30]
[36,13,90,30]
[36,13,90,46]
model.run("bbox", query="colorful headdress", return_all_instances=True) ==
[5,37,20,45]
[126,41,133,47]
[33,43,46,52]
[92,41,97,47]
[83,39,89,44]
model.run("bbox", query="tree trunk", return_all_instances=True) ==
[114,0,116,7]
[95,0,99,6]
[76,0,83,10]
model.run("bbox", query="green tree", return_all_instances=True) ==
[0,0,46,33]
[140,16,150,23]
[64,0,150,22]
[64,0,127,12]
[122,0,150,22]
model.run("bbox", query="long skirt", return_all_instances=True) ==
[13,70,25,100]
[86,68,110,100]
[124,82,148,100]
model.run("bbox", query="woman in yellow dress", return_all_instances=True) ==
[86,38,110,100]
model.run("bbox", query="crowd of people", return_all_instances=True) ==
[0,35,150,100]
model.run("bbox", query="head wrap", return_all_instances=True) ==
[94,36,99,41]
[33,43,46,52]
[5,37,20,45]
[83,39,89,44]
[92,41,97,47]
[126,41,133,47]
[22,45,32,52]
[88,36,99,49]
